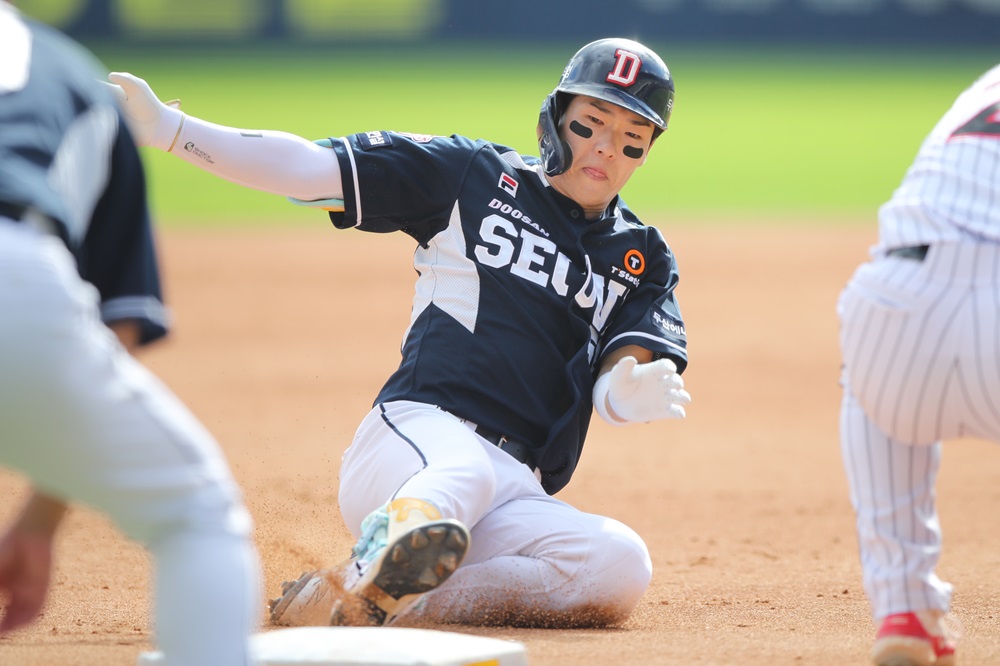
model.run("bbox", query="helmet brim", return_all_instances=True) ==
[557,82,668,130]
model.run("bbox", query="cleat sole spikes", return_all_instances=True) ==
[436,552,459,577]
[330,519,470,627]
[409,530,429,549]
[448,530,467,550]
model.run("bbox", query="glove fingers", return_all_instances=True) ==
[108,72,153,101]
[107,72,135,96]
[612,355,638,375]
[100,80,126,105]
[656,358,678,374]
[608,355,638,387]
[670,389,692,405]
[108,71,140,87]
[604,355,690,421]
[664,373,685,390]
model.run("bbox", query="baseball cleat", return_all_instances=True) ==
[268,498,470,628]
[268,568,342,627]
[330,498,470,627]
[872,611,957,666]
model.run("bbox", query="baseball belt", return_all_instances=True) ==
[469,423,537,470]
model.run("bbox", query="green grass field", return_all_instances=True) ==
[90,44,996,225]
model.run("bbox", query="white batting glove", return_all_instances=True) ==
[594,356,691,425]
[105,72,184,151]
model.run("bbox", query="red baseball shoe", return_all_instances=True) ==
[872,611,958,666]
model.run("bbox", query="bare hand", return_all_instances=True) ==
[0,529,55,635]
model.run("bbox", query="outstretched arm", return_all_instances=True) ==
[106,73,343,202]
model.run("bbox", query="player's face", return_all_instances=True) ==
[549,95,655,219]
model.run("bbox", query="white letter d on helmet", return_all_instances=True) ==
[606,49,641,87]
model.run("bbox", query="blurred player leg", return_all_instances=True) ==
[839,389,951,618]
[841,243,1000,446]
[0,227,260,666]
[839,242,1000,664]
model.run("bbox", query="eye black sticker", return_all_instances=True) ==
[623,145,644,159]
[569,120,593,138]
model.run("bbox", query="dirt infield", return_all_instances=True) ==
[2,222,999,665]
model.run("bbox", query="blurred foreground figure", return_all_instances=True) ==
[838,62,1000,666]
[0,5,261,665]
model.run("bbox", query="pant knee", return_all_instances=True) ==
[577,523,651,616]
[604,534,652,599]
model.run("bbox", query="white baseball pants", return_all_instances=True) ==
[0,222,261,666]
[338,400,652,626]
[838,240,1000,619]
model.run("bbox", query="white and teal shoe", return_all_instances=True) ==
[269,498,470,627]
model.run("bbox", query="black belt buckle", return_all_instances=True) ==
[498,437,535,468]
[886,245,929,262]
[475,425,535,469]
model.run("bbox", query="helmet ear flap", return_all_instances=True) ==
[538,92,572,176]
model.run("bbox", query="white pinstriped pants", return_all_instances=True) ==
[838,240,1000,620]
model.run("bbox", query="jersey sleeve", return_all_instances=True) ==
[327,131,480,244]
[599,225,688,373]
[75,115,169,346]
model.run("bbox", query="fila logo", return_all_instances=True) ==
[607,49,641,87]
[498,173,519,196]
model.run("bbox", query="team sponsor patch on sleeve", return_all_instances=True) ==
[652,311,687,339]
[358,131,393,150]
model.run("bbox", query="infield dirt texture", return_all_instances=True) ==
[3,44,1000,664]
[1,221,999,664]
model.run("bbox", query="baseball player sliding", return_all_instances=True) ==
[839,62,1000,665]
[108,37,691,628]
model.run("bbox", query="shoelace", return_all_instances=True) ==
[351,506,389,563]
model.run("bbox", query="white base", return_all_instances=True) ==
[136,626,529,666]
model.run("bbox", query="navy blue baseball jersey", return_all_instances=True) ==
[327,131,687,493]
[0,13,167,344]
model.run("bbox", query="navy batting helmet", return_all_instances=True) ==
[538,38,675,176]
